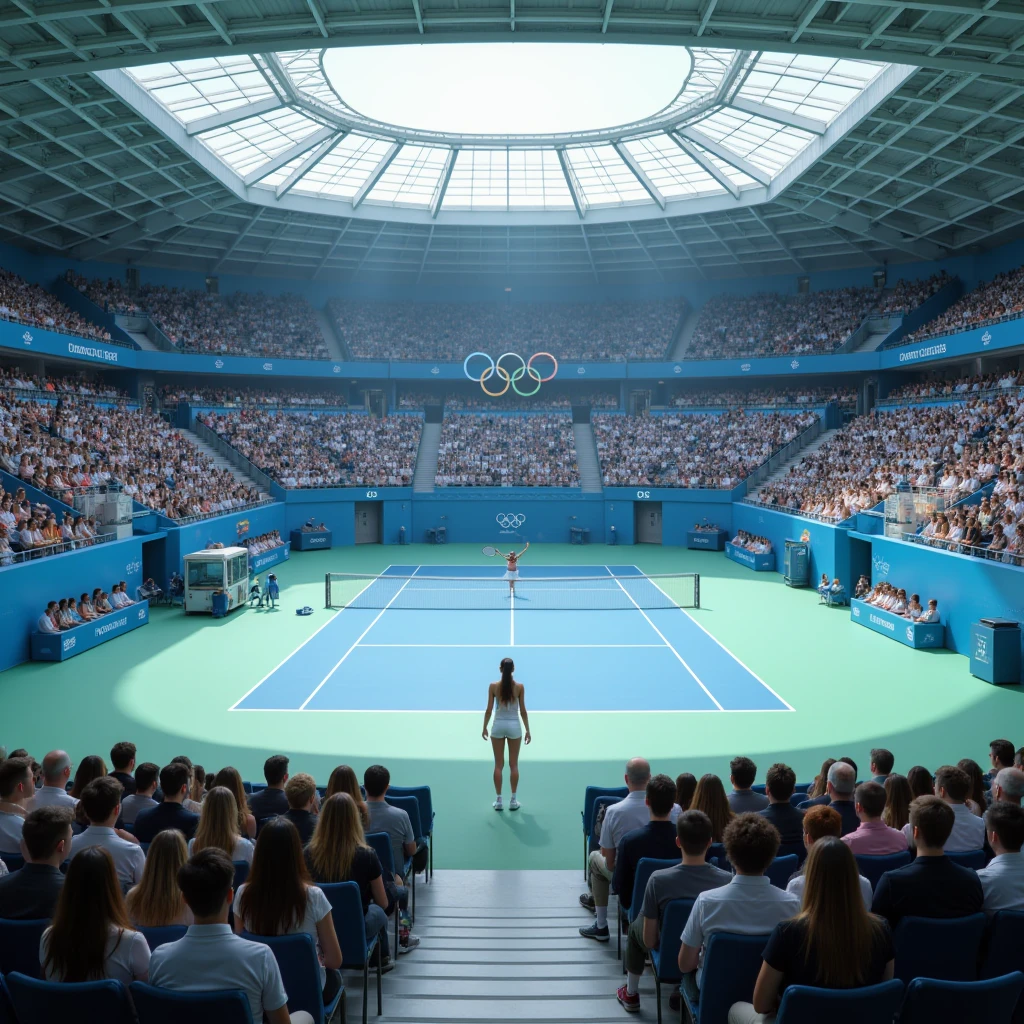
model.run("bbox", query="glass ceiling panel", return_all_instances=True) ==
[443,150,510,210]
[200,108,326,176]
[622,136,727,199]
[566,145,652,207]
[506,150,575,210]
[365,145,449,206]
[286,134,394,199]
[687,141,759,189]
[694,110,813,176]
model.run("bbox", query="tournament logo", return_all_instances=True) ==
[125,560,142,575]
[740,363,751,372]
[236,518,250,537]
[852,605,861,617]
[872,554,890,577]
[263,362,273,371]
[577,367,586,375]
[215,359,225,369]
[333,365,341,373]
[464,353,558,398]
[22,331,32,345]
[982,331,992,345]
[496,513,526,532]
[790,359,800,369]
[430,366,440,375]
[905,626,914,643]
[63,635,76,652]
[673,365,682,374]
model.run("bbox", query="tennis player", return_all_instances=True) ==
[497,541,529,597]
[482,657,531,811]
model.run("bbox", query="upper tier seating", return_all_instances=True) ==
[1,269,113,344]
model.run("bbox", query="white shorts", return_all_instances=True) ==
[504,570,519,580]
[491,719,522,740]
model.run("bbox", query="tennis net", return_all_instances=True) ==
[325,572,699,611]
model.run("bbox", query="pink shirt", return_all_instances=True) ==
[841,819,909,855]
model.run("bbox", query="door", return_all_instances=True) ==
[366,390,385,417]
[355,502,381,544]
[629,390,651,417]
[635,502,663,544]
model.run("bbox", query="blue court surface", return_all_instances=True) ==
[231,565,792,714]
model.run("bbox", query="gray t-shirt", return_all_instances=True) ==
[640,862,733,921]
[728,790,770,813]
[367,801,414,878]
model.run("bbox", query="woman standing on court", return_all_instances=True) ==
[483,657,531,812]
[498,541,529,597]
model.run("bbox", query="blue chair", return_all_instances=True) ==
[240,932,344,1024]
[705,843,730,872]
[0,976,15,1024]
[616,857,676,965]
[794,783,810,795]
[384,794,423,919]
[766,854,799,890]
[581,786,627,877]
[121,822,136,836]
[388,785,434,879]
[649,898,694,1024]
[139,925,187,950]
[319,881,382,1024]
[900,972,1024,1023]
[6,971,135,1024]
[946,848,988,870]
[825,587,848,607]
[774,979,904,1023]
[855,851,912,891]
[982,911,1024,979]
[680,932,769,1024]
[790,792,809,808]
[752,784,766,794]
[242,780,253,795]
[131,982,254,1024]
[777,840,806,867]
[255,816,276,837]
[0,917,49,977]
[366,830,403,955]
[892,913,987,984]
[140,842,150,854]
[0,853,23,872]
[233,860,251,889]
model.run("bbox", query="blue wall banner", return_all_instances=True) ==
[291,530,333,551]
[249,543,290,574]
[725,542,776,571]
[879,317,1024,368]
[687,529,728,550]
[31,600,149,662]
[850,598,945,649]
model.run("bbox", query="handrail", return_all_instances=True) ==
[0,311,133,349]
[889,309,1024,348]
[190,417,275,493]
[739,498,844,523]
[901,530,1023,567]
[877,383,1024,408]
[1,531,115,566]
[168,496,276,526]
[743,414,823,491]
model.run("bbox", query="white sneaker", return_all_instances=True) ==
[493,797,503,811]
[509,796,520,811]
[399,934,420,954]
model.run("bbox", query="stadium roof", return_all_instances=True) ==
[1,1,1024,283]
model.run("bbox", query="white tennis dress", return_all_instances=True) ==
[491,696,522,740]
[504,556,519,581]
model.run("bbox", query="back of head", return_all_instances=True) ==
[675,773,697,811]
[22,806,73,861]
[42,750,71,786]
[241,817,309,935]
[134,762,159,792]
[195,786,239,855]
[986,802,1024,852]
[264,754,289,787]
[870,748,895,775]
[364,764,390,799]
[907,766,933,799]
[995,767,1024,804]
[909,795,955,849]
[309,792,364,881]
[70,755,106,798]
[160,761,191,798]
[110,741,136,772]
[625,758,651,789]
[80,775,123,824]
[286,772,316,810]
[854,781,886,819]
[730,756,757,790]
[838,756,859,778]
[723,813,780,874]
[991,739,1015,768]
[765,763,796,802]
[677,810,713,856]
[827,761,856,798]
[0,755,32,799]
[327,764,361,801]
[803,804,842,841]
[646,774,676,818]
[178,847,234,918]
[126,829,188,926]
[934,764,970,803]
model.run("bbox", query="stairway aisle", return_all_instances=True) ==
[316,306,349,361]
[345,870,653,1024]
[572,422,603,493]
[747,426,839,502]
[178,426,271,500]
[413,421,442,493]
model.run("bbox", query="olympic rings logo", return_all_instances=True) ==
[496,513,526,529]
[463,351,558,398]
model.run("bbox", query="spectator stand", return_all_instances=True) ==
[850,598,945,650]
[32,598,150,661]
[725,540,776,571]
[51,275,143,350]
[245,537,290,574]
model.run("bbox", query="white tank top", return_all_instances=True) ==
[494,691,519,721]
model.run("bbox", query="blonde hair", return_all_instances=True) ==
[325,764,370,828]
[192,786,241,858]
[306,793,368,881]
[212,767,250,836]
[125,830,189,927]
[285,773,317,810]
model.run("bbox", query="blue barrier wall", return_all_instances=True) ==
[0,534,146,671]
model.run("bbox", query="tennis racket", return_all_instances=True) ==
[482,545,499,557]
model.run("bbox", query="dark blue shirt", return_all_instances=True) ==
[759,802,805,845]
[134,801,200,843]
[871,855,983,928]
[612,820,679,910]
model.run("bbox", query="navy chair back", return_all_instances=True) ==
[582,786,628,839]
[6,971,135,1024]
[790,792,809,808]
[691,932,770,1024]
[241,931,343,1024]
[0,854,23,872]
[242,780,253,795]
[766,854,799,890]
[139,925,188,951]
[982,911,1024,979]
[0,976,15,1024]
[385,794,423,841]
[387,785,434,834]
[776,840,806,867]
[233,860,250,889]
[130,981,254,1024]
[319,881,378,966]
[892,913,988,984]
[774,979,904,1023]
[855,851,912,891]
[366,830,397,876]
[0,918,49,977]
[649,899,695,984]
[628,858,677,923]
[946,848,987,870]
[705,843,730,871]
[255,816,276,837]
[900,972,1024,1024]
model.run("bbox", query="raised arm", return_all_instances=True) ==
[482,683,495,740]
[516,541,531,558]
[518,684,531,744]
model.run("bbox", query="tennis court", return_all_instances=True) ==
[231,565,793,714]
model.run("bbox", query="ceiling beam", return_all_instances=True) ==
[430,148,458,218]
[730,97,827,135]
[186,96,283,136]
[241,126,338,186]
[677,126,771,185]
[275,132,342,198]
[556,148,588,220]
[668,132,740,199]
[352,142,401,209]
[613,142,666,210]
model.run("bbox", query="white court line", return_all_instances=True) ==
[636,565,796,713]
[233,707,795,714]
[510,586,514,646]
[357,643,665,648]
[296,566,420,711]
[227,565,394,711]
[606,566,726,713]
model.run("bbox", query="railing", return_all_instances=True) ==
[743,413,824,492]
[834,314,900,354]
[1,383,130,404]
[901,530,1024,568]
[1,530,115,566]
[885,309,1024,349]
[739,498,845,523]
[167,496,276,526]
[877,383,1024,408]
[190,417,276,493]
[0,311,134,349]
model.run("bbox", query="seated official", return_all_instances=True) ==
[787,806,874,908]
[817,574,830,598]
[134,762,200,842]
[616,810,731,1013]
[842,782,909,855]
[758,763,805,845]
[149,848,314,1024]
[126,829,193,927]
[679,814,801,988]
[977,803,1024,913]
[872,796,984,928]
[729,838,894,1024]
[0,806,72,919]
[70,776,145,892]
[120,762,159,825]
[40,847,150,984]
[249,754,290,819]
[138,578,162,601]
[283,772,318,845]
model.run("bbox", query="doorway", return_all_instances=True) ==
[635,503,663,544]
[354,502,382,544]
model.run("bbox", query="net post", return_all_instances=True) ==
[325,572,331,609]
[694,573,700,609]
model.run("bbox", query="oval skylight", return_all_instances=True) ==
[321,44,691,136]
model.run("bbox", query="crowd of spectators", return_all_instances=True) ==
[34,583,139,634]
[750,389,1024,521]
[909,492,1024,567]
[67,272,142,316]
[855,578,941,622]
[670,386,857,409]
[729,530,773,553]
[329,298,685,362]
[441,389,620,411]
[0,479,107,566]
[903,264,1024,344]
[242,531,285,556]
[161,385,347,410]
[0,269,112,344]
[686,273,950,360]
[592,410,818,488]
[0,366,126,401]
[204,409,421,488]
[435,414,580,487]
[883,370,1023,403]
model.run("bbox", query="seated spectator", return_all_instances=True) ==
[904,764,986,853]
[787,806,874,908]
[917,598,940,623]
[188,786,255,865]
[40,847,150,983]
[617,810,732,1013]
[678,815,801,986]
[800,762,859,835]
[109,741,138,795]
[854,575,871,597]
[908,765,934,800]
[70,776,145,891]
[134,763,200,842]
[882,774,913,831]
[36,601,61,633]
[842,782,909,855]
[991,767,1024,806]
[902,265,1024,344]
[212,767,256,837]
[675,773,697,812]
[68,755,108,832]
[29,750,77,810]
[988,739,1016,784]
[872,796,984,927]
[138,578,162,601]
[148,848,314,1024]
[249,754,290,819]
[126,829,193,927]
[234,818,342,1001]
[120,762,159,825]
[758,763,805,845]
[728,757,769,813]
[691,773,735,843]
[325,764,370,829]
[0,267,114,343]
[978,803,1024,913]
[0,806,72,919]
[94,591,113,614]
[957,757,988,815]
[870,749,895,786]
[283,773,318,846]
[732,838,894,1023]
[365,763,426,891]
[0,755,34,853]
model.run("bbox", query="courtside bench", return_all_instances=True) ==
[850,599,945,650]
[725,541,775,571]
[31,601,150,661]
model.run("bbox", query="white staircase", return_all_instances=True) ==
[177,426,271,499]
[848,325,896,353]
[122,329,160,351]
[748,427,840,500]
[572,422,603,493]
[668,305,699,360]
[316,307,349,361]
[413,421,442,493]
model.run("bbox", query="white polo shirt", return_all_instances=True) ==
[29,786,78,811]
[0,809,25,853]
[71,825,146,890]
[978,852,1024,914]
[149,924,289,1020]
[120,793,157,825]
[36,614,59,633]
[787,870,873,910]
[902,802,986,853]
